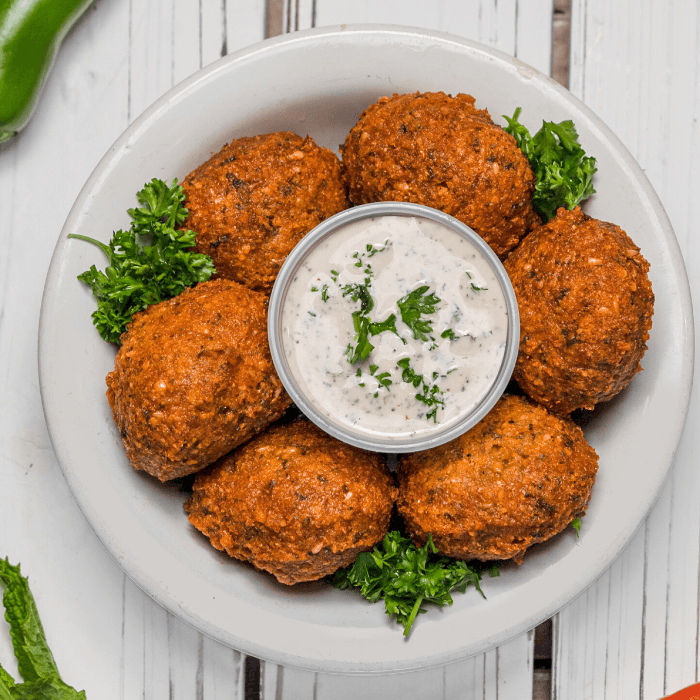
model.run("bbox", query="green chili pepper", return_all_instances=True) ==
[0,0,94,144]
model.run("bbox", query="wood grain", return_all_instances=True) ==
[555,1,700,698]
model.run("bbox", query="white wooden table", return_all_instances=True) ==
[1,1,698,698]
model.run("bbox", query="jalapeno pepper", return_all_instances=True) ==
[0,0,94,144]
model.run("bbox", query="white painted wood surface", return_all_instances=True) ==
[555,2,700,699]
[0,1,697,699]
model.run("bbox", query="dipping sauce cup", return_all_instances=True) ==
[268,202,519,453]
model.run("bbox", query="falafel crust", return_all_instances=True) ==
[183,131,349,293]
[505,206,654,415]
[106,279,291,482]
[185,421,398,585]
[397,394,598,564]
[340,92,541,258]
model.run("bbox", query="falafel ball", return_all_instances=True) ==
[182,131,349,293]
[340,92,541,258]
[106,279,291,482]
[185,420,398,585]
[504,206,654,415]
[397,394,598,564]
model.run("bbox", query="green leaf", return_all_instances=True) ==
[368,313,399,338]
[0,559,60,684]
[0,674,13,700]
[69,179,215,344]
[395,358,444,421]
[341,283,374,315]
[345,313,375,365]
[0,662,15,693]
[503,109,597,222]
[9,677,86,699]
[342,283,400,365]
[571,518,581,537]
[397,286,441,342]
[0,560,86,698]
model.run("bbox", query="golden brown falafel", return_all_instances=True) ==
[106,279,291,482]
[504,206,654,415]
[183,131,349,293]
[397,394,598,564]
[185,420,398,584]
[340,92,541,258]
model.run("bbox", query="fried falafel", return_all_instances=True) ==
[106,279,291,482]
[397,394,598,564]
[340,92,541,258]
[182,131,349,293]
[185,420,398,584]
[505,206,654,415]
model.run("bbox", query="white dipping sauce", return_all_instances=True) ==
[281,215,508,439]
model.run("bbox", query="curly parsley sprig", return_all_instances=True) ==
[503,107,597,222]
[68,178,215,344]
[342,282,401,364]
[396,358,445,422]
[333,532,498,636]
[397,285,441,342]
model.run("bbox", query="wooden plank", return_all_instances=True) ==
[292,0,553,75]
[557,1,700,698]
[128,0,179,122]
[259,3,553,698]
[0,0,269,697]
[515,0,553,76]
[119,575,246,699]
[226,0,267,53]
[119,2,263,694]
[260,633,534,700]
[172,0,202,83]
[0,0,133,694]
[282,0,314,33]
[553,532,647,699]
[120,0,265,693]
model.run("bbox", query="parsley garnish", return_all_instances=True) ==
[366,239,390,257]
[341,283,374,314]
[397,357,423,388]
[571,517,581,537]
[69,178,215,344]
[345,309,400,365]
[369,314,400,337]
[441,328,457,340]
[352,239,391,265]
[503,107,597,222]
[369,364,392,392]
[342,282,401,365]
[397,286,441,342]
[396,358,445,422]
[346,313,375,364]
[333,532,495,636]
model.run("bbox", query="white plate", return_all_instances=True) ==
[39,25,694,673]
